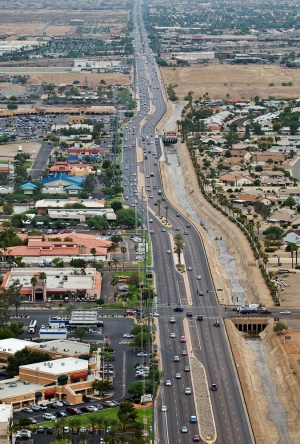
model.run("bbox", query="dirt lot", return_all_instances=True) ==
[46,25,75,36]
[22,72,131,85]
[161,64,300,100]
[0,23,47,36]
[0,142,41,160]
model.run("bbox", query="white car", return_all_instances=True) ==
[123,333,134,338]
[161,405,167,412]
[280,310,291,315]
[43,413,56,421]
[170,333,176,338]
[150,312,159,317]
[16,430,32,438]
[165,380,172,386]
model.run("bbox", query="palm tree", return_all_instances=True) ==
[68,417,82,434]
[107,260,113,271]
[286,243,298,268]
[90,247,97,261]
[156,199,162,216]
[164,205,169,223]
[104,419,120,444]
[256,221,261,234]
[120,247,127,270]
[87,414,98,437]
[118,412,132,433]
[52,422,63,440]
[30,275,37,302]
[174,234,184,264]
[112,257,120,271]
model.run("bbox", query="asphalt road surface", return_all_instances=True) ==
[121,1,255,443]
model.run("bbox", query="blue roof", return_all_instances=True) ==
[64,184,83,190]
[41,173,84,186]
[20,182,37,190]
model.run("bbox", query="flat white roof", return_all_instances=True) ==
[36,198,104,209]
[70,310,98,324]
[29,339,90,356]
[0,404,12,422]
[0,338,32,354]
[20,357,88,375]
[7,268,97,291]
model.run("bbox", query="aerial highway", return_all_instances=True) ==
[121,1,255,443]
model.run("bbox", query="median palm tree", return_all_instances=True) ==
[174,234,184,264]
[156,199,162,216]
[164,205,169,223]
[112,256,120,271]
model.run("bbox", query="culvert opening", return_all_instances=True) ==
[231,317,269,336]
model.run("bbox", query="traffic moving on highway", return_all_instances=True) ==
[122,1,255,443]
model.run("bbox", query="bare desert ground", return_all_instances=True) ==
[160,64,300,100]
[46,25,75,36]
[0,23,47,36]
[0,142,41,161]
[25,72,131,85]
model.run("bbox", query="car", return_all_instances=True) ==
[186,312,193,317]
[62,400,70,406]
[29,418,37,424]
[182,350,188,356]
[181,426,188,433]
[43,413,56,420]
[150,312,159,317]
[190,416,197,423]
[280,310,291,315]
[162,228,166,232]
[197,315,203,321]
[79,427,87,433]
[39,404,48,410]
[176,213,180,217]
[165,380,172,386]
[56,411,67,417]
[31,404,41,411]
[174,355,180,362]
[110,400,120,406]
[161,405,167,412]
[185,387,192,395]
[101,400,117,408]
[259,310,272,314]
[137,352,148,357]
[211,383,218,391]
[123,333,134,338]
[188,266,192,271]
[184,231,188,235]
[170,333,176,338]
[175,373,182,379]
[93,404,104,410]
[180,336,187,342]
[149,218,153,223]
[169,317,175,323]
[166,250,171,254]
[46,428,53,435]
[16,430,32,438]
[22,407,33,413]
[197,275,202,280]
[173,307,183,312]
[184,366,190,372]
[199,291,204,296]
[193,434,200,441]
[37,426,45,433]
[63,427,70,434]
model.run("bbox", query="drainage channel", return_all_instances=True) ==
[246,338,293,444]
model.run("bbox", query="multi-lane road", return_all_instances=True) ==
[122,1,255,443]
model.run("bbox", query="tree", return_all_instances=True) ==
[118,401,138,429]
[9,321,24,337]
[282,196,296,209]
[263,226,285,240]
[6,280,23,316]
[3,204,13,215]
[6,349,52,378]
[256,221,261,234]
[111,200,123,211]
[90,248,97,261]
[120,246,127,269]
[286,243,298,268]
[174,234,183,264]
[70,258,87,268]
[165,206,169,223]
[127,380,152,397]
[75,327,86,342]
[92,379,114,395]
[117,208,140,228]
[30,276,37,301]
[273,321,288,334]
[156,199,162,216]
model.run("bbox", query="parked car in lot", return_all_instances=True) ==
[37,426,44,433]
[43,413,56,421]
[22,407,33,413]
[101,400,117,408]
[16,430,32,438]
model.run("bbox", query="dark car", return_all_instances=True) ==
[211,384,217,391]
[186,312,193,317]
[56,411,67,417]
[46,428,53,434]
[240,309,251,314]
[62,400,70,406]
[173,307,183,312]
[259,310,272,315]
[80,407,90,413]
[197,315,203,321]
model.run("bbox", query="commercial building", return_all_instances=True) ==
[35,197,105,214]
[0,404,13,444]
[2,268,102,302]
[0,339,96,410]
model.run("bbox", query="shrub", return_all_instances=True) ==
[265,247,277,252]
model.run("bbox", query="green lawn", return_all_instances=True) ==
[36,406,152,430]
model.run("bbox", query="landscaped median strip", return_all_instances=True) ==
[190,357,217,444]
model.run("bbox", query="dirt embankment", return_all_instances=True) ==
[225,319,278,442]
[160,142,271,306]
[261,325,300,441]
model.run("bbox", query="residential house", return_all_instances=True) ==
[252,152,287,165]
[267,208,300,225]
[20,182,37,195]
[233,193,265,205]
[276,187,300,200]
[219,173,254,186]
[49,163,94,177]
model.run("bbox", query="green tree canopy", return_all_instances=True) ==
[6,349,52,378]
[263,226,285,240]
